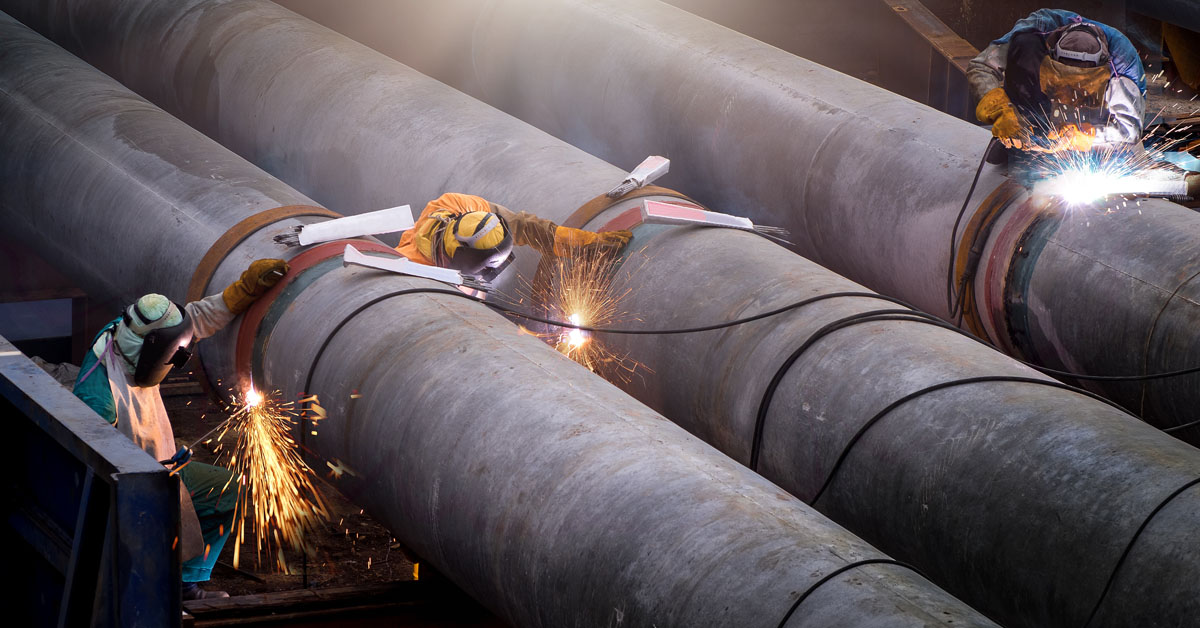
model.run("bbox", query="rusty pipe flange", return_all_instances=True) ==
[185,205,341,402]
[527,186,700,307]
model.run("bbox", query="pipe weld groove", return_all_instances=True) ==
[775,558,923,628]
[1081,476,1200,627]
[948,177,1025,338]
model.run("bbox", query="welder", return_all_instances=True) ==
[968,9,1145,155]
[72,259,288,600]
[395,193,633,281]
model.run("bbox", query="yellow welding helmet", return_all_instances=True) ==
[437,211,514,277]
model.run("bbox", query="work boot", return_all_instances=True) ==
[182,582,229,600]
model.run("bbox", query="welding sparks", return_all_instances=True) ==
[1001,97,1197,211]
[218,388,328,572]
[517,243,648,384]
[1023,107,1197,210]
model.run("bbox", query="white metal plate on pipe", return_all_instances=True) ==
[299,205,415,245]
[342,244,465,286]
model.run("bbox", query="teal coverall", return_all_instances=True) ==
[74,319,236,583]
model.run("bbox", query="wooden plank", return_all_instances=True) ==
[884,0,979,73]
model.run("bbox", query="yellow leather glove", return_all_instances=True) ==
[977,87,1025,147]
[992,108,1023,145]
[1046,124,1096,153]
[975,87,1011,124]
[552,227,634,258]
[222,258,289,314]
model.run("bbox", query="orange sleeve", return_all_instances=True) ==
[395,193,492,264]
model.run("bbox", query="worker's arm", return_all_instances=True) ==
[491,204,556,256]
[185,258,289,339]
[185,294,237,340]
[967,43,1008,105]
[491,203,632,258]
[1096,75,1145,147]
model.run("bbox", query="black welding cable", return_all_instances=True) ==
[1080,476,1200,627]
[805,373,1129,506]
[306,286,1200,386]
[945,137,997,325]
[774,558,925,628]
[485,290,914,335]
[748,310,1133,472]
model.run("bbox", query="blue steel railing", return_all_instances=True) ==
[1,335,179,627]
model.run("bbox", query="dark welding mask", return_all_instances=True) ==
[436,211,515,280]
[122,298,194,387]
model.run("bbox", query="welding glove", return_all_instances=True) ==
[551,227,634,258]
[222,258,290,314]
[976,87,1023,146]
[1046,124,1096,153]
[1188,173,1200,199]
[975,87,1010,124]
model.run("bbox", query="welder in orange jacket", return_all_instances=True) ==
[395,193,633,281]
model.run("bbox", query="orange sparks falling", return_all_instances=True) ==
[519,243,648,384]
[219,388,328,573]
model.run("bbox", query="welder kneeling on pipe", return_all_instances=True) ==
[968,9,1145,157]
[72,259,288,600]
[395,193,633,280]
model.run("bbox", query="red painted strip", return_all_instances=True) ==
[234,240,397,386]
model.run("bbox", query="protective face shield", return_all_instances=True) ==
[437,211,515,280]
[1037,23,1113,130]
[119,295,195,387]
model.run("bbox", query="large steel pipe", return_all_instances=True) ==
[11,1,1200,626]
[273,0,1200,438]
[0,13,1003,627]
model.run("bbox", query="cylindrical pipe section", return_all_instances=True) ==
[0,12,1001,628]
[271,0,1200,437]
[10,1,1200,626]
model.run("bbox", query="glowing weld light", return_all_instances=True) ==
[1037,167,1114,206]
[564,313,590,350]
[244,387,264,408]
[518,244,646,384]
[1028,116,1194,208]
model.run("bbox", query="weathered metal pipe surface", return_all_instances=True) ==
[273,0,1200,438]
[0,13,1005,628]
[10,1,1200,626]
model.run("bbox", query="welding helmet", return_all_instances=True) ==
[436,211,515,280]
[1048,23,1109,68]
[117,294,194,387]
[1039,23,1112,127]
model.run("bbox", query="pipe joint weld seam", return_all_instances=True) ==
[532,185,700,298]
[186,204,341,401]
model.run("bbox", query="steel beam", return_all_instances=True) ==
[10,1,1200,625]
[0,12,1000,628]
[275,0,1200,438]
